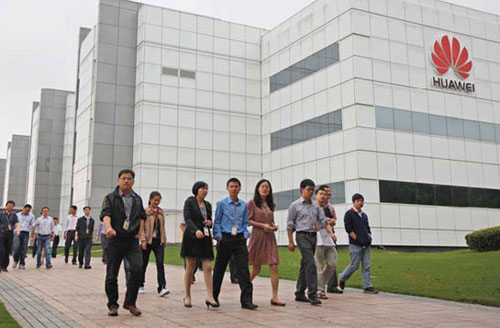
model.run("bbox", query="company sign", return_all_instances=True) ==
[430,35,475,93]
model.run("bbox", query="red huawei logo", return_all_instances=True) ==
[431,35,472,79]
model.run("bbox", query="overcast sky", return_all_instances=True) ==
[0,0,499,158]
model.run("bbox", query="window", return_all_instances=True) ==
[269,43,340,93]
[162,67,178,76]
[179,69,196,79]
[429,114,447,136]
[480,122,496,142]
[394,109,413,132]
[416,183,435,205]
[446,117,464,138]
[375,107,394,129]
[463,120,480,140]
[379,180,399,203]
[274,181,346,210]
[412,112,430,134]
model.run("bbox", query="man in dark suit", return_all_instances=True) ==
[75,206,94,269]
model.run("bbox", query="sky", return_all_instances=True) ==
[0,0,499,158]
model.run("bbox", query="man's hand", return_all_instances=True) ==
[329,218,336,226]
[106,227,116,239]
[195,230,204,239]
[331,233,337,243]
[75,235,78,242]
[216,237,222,243]
[288,242,295,252]
[350,232,357,240]
[16,231,20,237]
[204,220,212,227]
[141,241,147,250]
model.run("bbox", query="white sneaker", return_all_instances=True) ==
[13,262,18,269]
[18,264,25,270]
[159,288,170,297]
[138,287,145,294]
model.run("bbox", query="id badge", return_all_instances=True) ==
[153,230,157,238]
[123,219,130,231]
[231,225,238,236]
[203,227,210,237]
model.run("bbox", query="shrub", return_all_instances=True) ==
[465,226,500,252]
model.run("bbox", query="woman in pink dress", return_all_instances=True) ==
[248,179,285,306]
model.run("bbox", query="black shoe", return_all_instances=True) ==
[231,279,239,284]
[364,287,379,294]
[65,258,68,264]
[295,294,309,302]
[205,300,220,309]
[327,287,344,294]
[72,261,77,265]
[84,266,92,269]
[309,298,322,306]
[339,279,345,290]
[108,306,118,316]
[241,303,258,310]
[79,264,83,268]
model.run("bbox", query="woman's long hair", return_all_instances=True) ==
[148,191,162,205]
[253,179,275,211]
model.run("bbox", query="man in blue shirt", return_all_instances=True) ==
[213,177,257,310]
[0,200,19,272]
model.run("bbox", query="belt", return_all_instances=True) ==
[296,231,317,236]
[222,232,244,238]
[39,234,50,237]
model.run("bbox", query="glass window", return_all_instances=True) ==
[179,70,195,79]
[303,55,319,75]
[270,75,278,93]
[412,112,430,134]
[416,183,435,205]
[435,185,452,206]
[375,107,394,129]
[429,114,447,136]
[379,180,400,203]
[394,109,413,132]
[277,70,292,87]
[271,132,279,150]
[452,186,469,207]
[398,182,417,204]
[446,117,464,138]
[292,189,301,201]
[469,188,486,207]
[463,120,480,140]
[479,122,496,142]
[279,127,292,148]
[481,188,498,208]
[331,182,345,204]
[305,122,319,139]
[291,124,305,144]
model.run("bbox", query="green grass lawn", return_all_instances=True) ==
[90,244,500,307]
[0,301,20,328]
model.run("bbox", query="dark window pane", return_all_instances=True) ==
[446,117,464,138]
[277,70,292,86]
[435,185,452,206]
[452,186,470,207]
[495,124,500,143]
[394,109,413,132]
[271,132,279,150]
[289,67,302,84]
[480,122,496,142]
[481,188,498,208]
[463,120,480,140]
[303,54,319,74]
[292,189,301,201]
[316,52,328,69]
[292,124,305,144]
[375,107,394,129]
[270,75,278,93]
[279,127,292,148]
[412,112,430,134]
[305,122,319,139]
[429,114,447,136]
[398,182,417,204]
[331,182,345,204]
[416,183,435,205]
[470,188,486,207]
[379,180,400,203]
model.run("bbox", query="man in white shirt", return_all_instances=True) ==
[64,205,79,264]
[13,204,36,269]
[34,207,55,269]
[52,218,63,258]
[314,185,338,300]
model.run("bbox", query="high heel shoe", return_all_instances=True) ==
[183,298,192,308]
[205,300,220,309]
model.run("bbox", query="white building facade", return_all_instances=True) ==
[73,0,500,246]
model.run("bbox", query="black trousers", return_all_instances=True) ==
[141,238,166,292]
[64,230,78,263]
[295,232,318,299]
[51,236,60,258]
[105,238,142,309]
[101,234,108,263]
[229,254,238,282]
[0,231,13,270]
[327,271,339,290]
[213,234,253,305]
[78,238,92,267]
[32,236,38,257]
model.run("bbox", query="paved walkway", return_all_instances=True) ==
[0,256,499,328]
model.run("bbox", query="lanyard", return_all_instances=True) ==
[232,205,238,227]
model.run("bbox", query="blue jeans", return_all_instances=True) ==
[37,235,52,267]
[13,232,30,265]
[339,244,372,289]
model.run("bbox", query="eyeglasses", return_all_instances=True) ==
[119,177,134,181]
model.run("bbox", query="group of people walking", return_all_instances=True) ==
[1,167,378,318]
[100,169,377,317]
[0,202,96,271]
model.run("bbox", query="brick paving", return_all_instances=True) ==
[0,255,499,328]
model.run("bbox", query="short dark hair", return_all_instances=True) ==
[300,179,315,190]
[226,177,241,187]
[315,185,329,195]
[53,217,59,221]
[352,193,364,202]
[41,206,49,212]
[83,206,91,210]
[192,182,208,197]
[5,200,15,207]
[70,205,77,211]
[118,169,135,179]
[23,204,32,209]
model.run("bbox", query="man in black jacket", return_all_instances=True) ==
[101,169,146,317]
[338,193,378,294]
[75,206,94,269]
